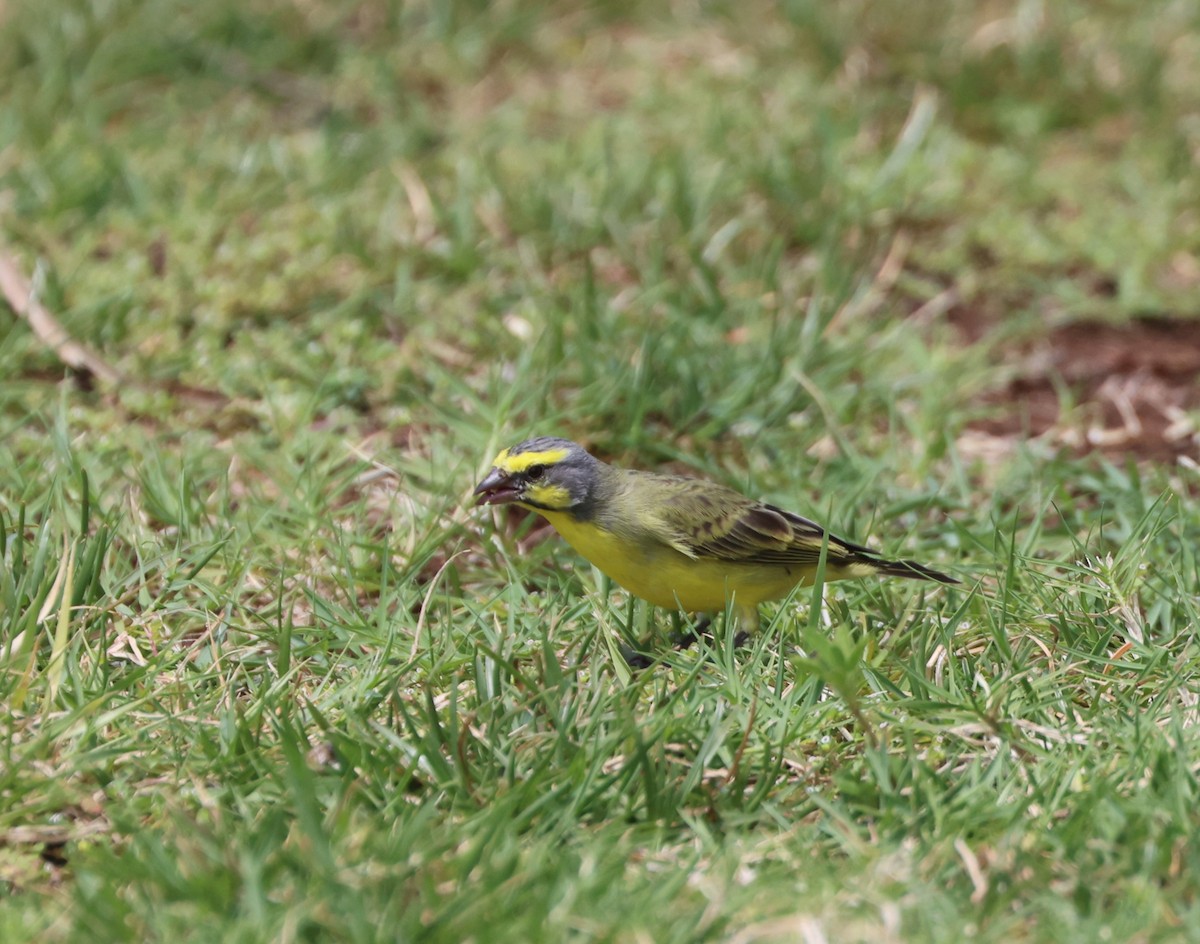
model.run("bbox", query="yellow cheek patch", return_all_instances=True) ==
[525,482,572,510]
[493,447,571,475]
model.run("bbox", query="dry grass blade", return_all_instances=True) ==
[44,538,76,705]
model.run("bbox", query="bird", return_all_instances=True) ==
[473,437,958,641]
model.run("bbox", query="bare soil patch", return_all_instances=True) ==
[966,316,1200,461]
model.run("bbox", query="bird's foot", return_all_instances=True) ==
[669,617,750,652]
[618,643,656,670]
[668,616,712,651]
[620,616,750,670]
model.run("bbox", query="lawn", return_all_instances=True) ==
[2,1,1199,941]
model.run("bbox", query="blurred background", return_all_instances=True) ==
[3,0,1198,473]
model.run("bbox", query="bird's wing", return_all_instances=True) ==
[645,475,872,566]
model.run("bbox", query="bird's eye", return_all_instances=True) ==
[527,464,546,480]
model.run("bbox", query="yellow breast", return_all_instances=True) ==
[538,510,812,614]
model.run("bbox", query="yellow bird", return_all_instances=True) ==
[474,437,957,635]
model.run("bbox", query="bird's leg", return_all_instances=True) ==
[730,607,757,649]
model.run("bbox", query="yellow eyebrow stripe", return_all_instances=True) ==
[493,447,570,474]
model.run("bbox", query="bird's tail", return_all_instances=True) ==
[871,557,960,585]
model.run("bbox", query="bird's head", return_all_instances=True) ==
[473,437,597,512]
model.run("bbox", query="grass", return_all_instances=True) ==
[2,0,1200,940]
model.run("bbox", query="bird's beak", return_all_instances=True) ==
[473,468,519,506]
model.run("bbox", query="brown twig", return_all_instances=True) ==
[0,248,232,409]
[0,250,122,387]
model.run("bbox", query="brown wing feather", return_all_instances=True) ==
[645,475,869,567]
